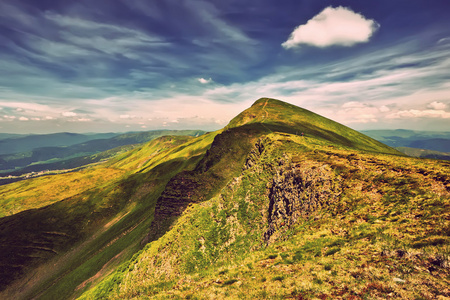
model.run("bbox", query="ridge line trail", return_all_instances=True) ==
[262,99,269,120]
[260,99,272,133]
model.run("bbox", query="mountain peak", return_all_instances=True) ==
[251,97,280,106]
[227,98,400,155]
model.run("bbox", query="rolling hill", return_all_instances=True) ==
[0,132,119,155]
[362,129,450,153]
[0,98,448,300]
[0,130,206,179]
[396,147,450,161]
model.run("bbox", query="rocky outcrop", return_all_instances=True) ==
[264,159,341,244]
[243,138,266,170]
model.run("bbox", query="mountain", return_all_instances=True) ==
[0,132,119,155]
[0,98,448,300]
[362,129,450,152]
[0,130,206,178]
[395,147,450,161]
[408,139,450,153]
[0,134,25,141]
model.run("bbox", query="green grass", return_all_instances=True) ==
[78,129,449,300]
[227,98,402,155]
[0,134,216,299]
[2,98,449,300]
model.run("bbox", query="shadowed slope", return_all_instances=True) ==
[0,134,216,299]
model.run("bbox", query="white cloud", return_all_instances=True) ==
[282,6,379,49]
[428,101,447,110]
[336,102,379,124]
[198,78,213,84]
[438,37,450,44]
[0,101,51,112]
[387,109,450,119]
[380,105,391,112]
[342,101,366,109]
[119,114,134,119]
[77,118,91,122]
[62,111,77,117]
[19,116,29,121]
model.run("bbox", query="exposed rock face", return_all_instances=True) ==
[264,160,341,244]
[243,139,266,170]
[143,126,261,243]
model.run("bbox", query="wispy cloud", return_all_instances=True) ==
[387,109,450,119]
[282,6,379,49]
[1,34,449,132]
[0,1,448,133]
[62,112,77,117]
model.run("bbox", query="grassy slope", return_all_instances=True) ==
[0,132,217,299]
[0,131,205,218]
[227,98,401,155]
[3,98,448,300]
[80,132,450,300]
[0,130,205,175]
[78,99,449,299]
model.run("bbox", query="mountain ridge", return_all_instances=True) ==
[0,98,448,300]
[228,98,401,155]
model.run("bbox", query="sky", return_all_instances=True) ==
[0,0,449,134]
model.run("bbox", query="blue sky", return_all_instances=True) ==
[0,0,449,133]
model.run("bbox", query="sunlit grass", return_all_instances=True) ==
[79,129,449,299]
[2,98,449,300]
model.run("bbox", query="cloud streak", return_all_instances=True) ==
[0,1,449,133]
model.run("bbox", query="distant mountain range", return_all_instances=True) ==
[0,132,119,155]
[362,129,450,160]
[0,130,205,181]
[395,147,450,160]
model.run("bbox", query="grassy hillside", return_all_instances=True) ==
[0,130,205,176]
[227,98,401,155]
[0,132,217,299]
[1,98,448,300]
[79,131,449,300]
[78,99,448,300]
